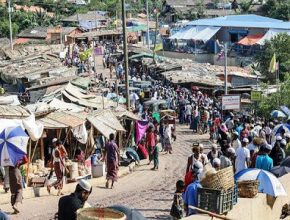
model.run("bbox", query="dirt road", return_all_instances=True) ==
[0,125,210,220]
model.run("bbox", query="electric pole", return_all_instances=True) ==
[224,43,228,95]
[8,0,13,50]
[146,0,150,49]
[121,0,130,110]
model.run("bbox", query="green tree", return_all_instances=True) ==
[0,20,19,38]
[255,33,290,83]
[262,0,290,21]
[257,74,290,118]
[239,0,254,13]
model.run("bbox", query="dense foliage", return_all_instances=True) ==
[255,33,290,83]
[257,74,290,118]
[262,0,290,21]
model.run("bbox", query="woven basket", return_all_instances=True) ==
[201,166,235,190]
[238,180,259,198]
[77,208,126,220]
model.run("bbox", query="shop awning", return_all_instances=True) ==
[169,26,220,41]
[237,34,264,46]
[257,28,290,45]
[87,110,125,139]
[191,26,221,42]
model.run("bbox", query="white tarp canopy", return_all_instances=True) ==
[169,26,221,41]
[191,26,221,42]
[257,28,290,45]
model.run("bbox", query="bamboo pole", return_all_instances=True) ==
[26,139,32,183]
[30,140,40,163]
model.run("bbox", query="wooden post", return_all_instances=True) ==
[26,139,32,183]
[40,138,44,160]
[30,140,40,163]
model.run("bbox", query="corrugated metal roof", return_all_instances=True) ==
[87,116,116,139]
[187,15,290,30]
[0,106,30,119]
[94,110,125,131]
[113,106,139,121]
[37,117,68,129]
[46,111,85,128]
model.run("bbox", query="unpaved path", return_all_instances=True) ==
[0,125,210,220]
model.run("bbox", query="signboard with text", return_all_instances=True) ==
[251,91,262,101]
[222,95,241,110]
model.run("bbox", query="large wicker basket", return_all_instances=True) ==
[237,180,259,198]
[77,208,126,220]
[201,166,235,190]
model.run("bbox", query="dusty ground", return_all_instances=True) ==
[0,124,211,220]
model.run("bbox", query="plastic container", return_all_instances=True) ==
[91,154,98,166]
[77,207,126,220]
[69,162,79,179]
[197,185,237,214]
[91,163,105,178]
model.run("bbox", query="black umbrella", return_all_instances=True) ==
[270,166,290,177]
[109,205,146,220]
[280,156,290,167]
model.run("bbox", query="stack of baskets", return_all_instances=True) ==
[201,166,235,190]
[237,180,259,198]
[198,166,237,214]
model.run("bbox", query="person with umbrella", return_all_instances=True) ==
[0,126,29,214]
[9,155,28,214]
[255,144,273,171]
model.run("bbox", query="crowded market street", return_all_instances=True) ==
[0,125,209,220]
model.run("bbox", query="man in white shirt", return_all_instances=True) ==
[232,131,241,150]
[235,138,250,174]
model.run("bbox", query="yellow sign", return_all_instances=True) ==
[251,91,262,101]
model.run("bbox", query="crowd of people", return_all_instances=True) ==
[170,109,290,218]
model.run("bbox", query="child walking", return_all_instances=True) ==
[170,180,185,219]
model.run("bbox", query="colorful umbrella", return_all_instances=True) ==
[0,126,29,166]
[271,110,286,118]
[274,124,290,135]
[235,168,287,197]
[270,166,290,178]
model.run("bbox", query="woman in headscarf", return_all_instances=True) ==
[9,155,28,214]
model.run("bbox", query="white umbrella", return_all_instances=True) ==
[235,168,287,197]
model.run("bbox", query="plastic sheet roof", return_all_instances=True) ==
[257,29,290,45]
[187,15,290,30]
[169,26,220,41]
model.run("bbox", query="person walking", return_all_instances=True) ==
[164,122,173,154]
[103,133,120,189]
[235,138,250,174]
[47,140,65,196]
[9,155,28,214]
[255,144,273,171]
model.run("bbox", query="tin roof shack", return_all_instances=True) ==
[17,26,49,42]
[72,29,122,44]
[2,44,63,60]
[47,27,84,45]
[62,11,109,31]
[0,54,77,95]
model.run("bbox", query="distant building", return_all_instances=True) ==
[16,26,84,45]
[62,11,109,31]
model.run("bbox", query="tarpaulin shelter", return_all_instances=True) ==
[238,34,264,46]
[257,29,290,45]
